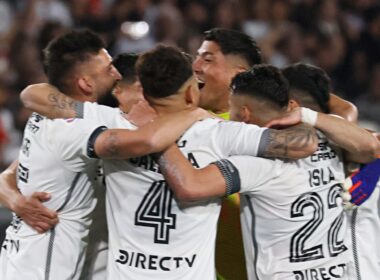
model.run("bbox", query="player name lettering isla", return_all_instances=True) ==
[308,167,336,187]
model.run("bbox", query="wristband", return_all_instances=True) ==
[301,107,318,126]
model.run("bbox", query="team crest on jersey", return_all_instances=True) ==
[65,118,76,123]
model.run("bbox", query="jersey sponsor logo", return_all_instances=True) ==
[18,163,29,183]
[1,237,20,254]
[293,263,347,279]
[310,141,337,163]
[115,249,197,271]
[21,138,31,157]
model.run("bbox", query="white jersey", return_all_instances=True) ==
[0,104,119,280]
[237,131,349,280]
[83,102,267,280]
[346,180,380,280]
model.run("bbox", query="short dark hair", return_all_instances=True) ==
[136,45,193,98]
[112,53,139,84]
[282,63,330,113]
[231,64,289,108]
[43,29,105,92]
[204,28,262,66]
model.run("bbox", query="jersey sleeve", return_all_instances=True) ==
[214,121,268,157]
[226,156,280,194]
[49,118,105,172]
[83,102,121,127]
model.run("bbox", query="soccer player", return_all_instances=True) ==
[111,53,143,111]
[156,64,378,279]
[193,28,359,279]
[344,157,380,280]
[272,64,380,280]
[0,30,209,280]
[19,45,319,279]
[194,28,358,121]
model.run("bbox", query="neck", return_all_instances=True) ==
[64,86,95,103]
[148,96,190,116]
[212,97,230,114]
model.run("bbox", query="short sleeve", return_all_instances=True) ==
[48,118,105,172]
[83,102,121,127]
[214,121,268,157]
[227,156,280,194]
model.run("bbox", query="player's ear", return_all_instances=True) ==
[287,99,300,111]
[241,105,251,123]
[113,83,122,96]
[184,84,197,106]
[78,76,93,95]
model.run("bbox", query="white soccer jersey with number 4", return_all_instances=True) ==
[83,102,267,280]
[234,131,349,280]
[0,104,120,280]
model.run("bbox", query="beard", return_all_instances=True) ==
[97,81,119,107]
[98,91,119,107]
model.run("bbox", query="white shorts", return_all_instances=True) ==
[0,216,89,280]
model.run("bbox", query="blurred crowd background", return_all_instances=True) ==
[0,0,379,170]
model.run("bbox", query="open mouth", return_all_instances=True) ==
[197,80,205,90]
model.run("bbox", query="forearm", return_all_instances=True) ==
[20,83,81,119]
[259,124,318,159]
[328,94,358,123]
[0,160,21,211]
[316,113,378,163]
[158,145,226,201]
[95,109,208,159]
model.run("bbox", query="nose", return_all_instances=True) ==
[192,57,202,73]
[112,66,122,80]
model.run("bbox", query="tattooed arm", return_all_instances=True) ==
[20,83,83,119]
[93,108,210,159]
[257,123,318,159]
[266,107,378,163]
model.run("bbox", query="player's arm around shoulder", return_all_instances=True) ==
[328,93,358,123]
[93,108,211,159]
[258,123,318,160]
[20,83,82,119]
[158,145,228,201]
[0,160,58,233]
[158,146,278,201]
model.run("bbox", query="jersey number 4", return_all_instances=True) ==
[135,180,176,244]
[290,184,347,262]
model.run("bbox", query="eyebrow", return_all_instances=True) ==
[197,50,215,56]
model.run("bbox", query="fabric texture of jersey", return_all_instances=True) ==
[345,181,380,280]
[235,131,349,280]
[0,104,119,280]
[85,103,267,280]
